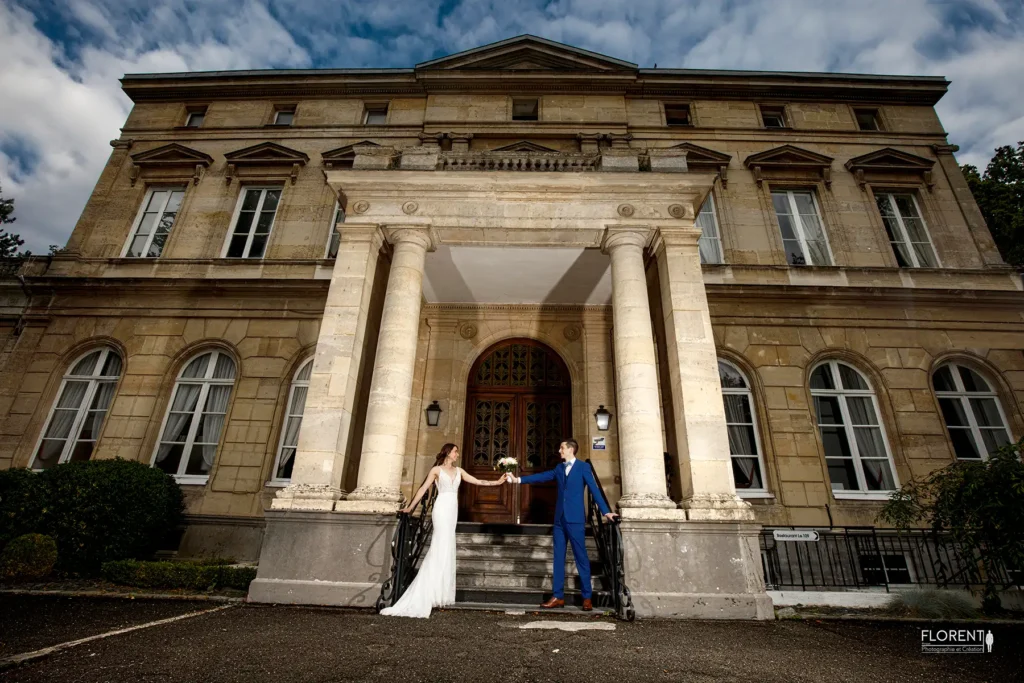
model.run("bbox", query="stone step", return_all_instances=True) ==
[456,570,605,591]
[455,587,613,608]
[454,533,598,549]
[456,557,605,575]
[455,542,598,560]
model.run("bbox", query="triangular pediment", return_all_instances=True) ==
[669,142,732,166]
[845,147,934,172]
[416,35,637,72]
[322,141,378,161]
[131,143,213,167]
[491,141,560,153]
[224,142,309,165]
[745,145,833,169]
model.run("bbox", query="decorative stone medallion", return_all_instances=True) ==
[459,323,478,340]
[352,200,370,214]
[668,204,687,219]
[401,201,419,215]
[563,324,581,341]
[617,203,635,218]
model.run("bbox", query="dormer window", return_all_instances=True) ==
[185,108,206,128]
[512,98,539,121]
[760,105,787,129]
[274,108,295,126]
[664,103,692,127]
[363,103,389,125]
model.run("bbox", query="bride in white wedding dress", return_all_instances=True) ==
[380,443,507,619]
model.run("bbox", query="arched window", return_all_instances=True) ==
[153,350,236,482]
[31,348,123,470]
[718,360,767,494]
[810,360,897,496]
[932,363,1012,460]
[271,358,312,483]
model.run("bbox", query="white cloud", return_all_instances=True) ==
[2,0,1022,252]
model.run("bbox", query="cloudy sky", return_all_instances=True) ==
[2,0,1023,253]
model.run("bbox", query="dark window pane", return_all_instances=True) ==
[815,396,844,425]
[827,456,859,491]
[948,427,981,459]
[731,456,763,489]
[810,365,835,390]
[932,366,957,392]
[248,234,268,258]
[227,235,248,258]
[959,366,991,392]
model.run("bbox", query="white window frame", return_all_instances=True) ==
[185,110,206,128]
[221,186,283,259]
[874,191,941,268]
[30,348,122,470]
[810,360,899,500]
[121,186,187,258]
[323,201,345,259]
[151,350,236,485]
[933,363,1013,461]
[771,189,834,266]
[363,102,389,125]
[697,193,724,265]
[269,358,313,486]
[274,109,295,125]
[719,360,770,497]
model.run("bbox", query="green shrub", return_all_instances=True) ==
[885,589,979,619]
[0,533,58,581]
[0,468,51,551]
[101,559,256,591]
[39,459,183,576]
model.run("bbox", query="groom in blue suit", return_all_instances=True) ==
[508,438,617,611]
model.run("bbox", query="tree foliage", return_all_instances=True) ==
[879,439,1024,611]
[962,141,1024,268]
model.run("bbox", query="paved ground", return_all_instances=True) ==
[1,596,1021,682]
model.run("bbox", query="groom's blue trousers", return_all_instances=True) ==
[552,518,591,600]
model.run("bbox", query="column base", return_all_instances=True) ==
[620,519,771,620]
[334,499,401,513]
[270,484,344,511]
[247,510,397,607]
[680,493,755,521]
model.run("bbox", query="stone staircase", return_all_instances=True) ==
[451,522,611,608]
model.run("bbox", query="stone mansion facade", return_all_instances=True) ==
[1,36,1020,618]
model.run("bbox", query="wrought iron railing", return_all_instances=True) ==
[375,489,437,612]
[586,459,635,621]
[760,526,1021,592]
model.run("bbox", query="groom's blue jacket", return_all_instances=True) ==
[520,460,610,524]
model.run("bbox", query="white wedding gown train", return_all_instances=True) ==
[379,467,460,619]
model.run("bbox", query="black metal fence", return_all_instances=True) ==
[760,526,1021,592]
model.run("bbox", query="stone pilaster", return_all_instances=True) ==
[652,226,753,521]
[601,226,684,520]
[337,226,435,513]
[272,224,387,510]
[930,143,1006,267]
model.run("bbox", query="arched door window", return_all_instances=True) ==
[271,358,313,483]
[31,348,123,470]
[153,350,236,483]
[932,363,1012,460]
[810,361,897,497]
[718,360,767,494]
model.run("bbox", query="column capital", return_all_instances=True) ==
[382,225,437,252]
[931,143,960,156]
[601,226,653,254]
[338,223,386,247]
[650,226,703,254]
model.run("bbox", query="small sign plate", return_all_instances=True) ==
[772,529,820,542]
[592,437,606,451]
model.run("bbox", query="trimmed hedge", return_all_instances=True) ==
[101,559,256,591]
[0,468,52,550]
[0,533,58,581]
[38,459,184,575]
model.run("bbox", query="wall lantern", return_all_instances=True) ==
[425,400,443,427]
[594,405,611,431]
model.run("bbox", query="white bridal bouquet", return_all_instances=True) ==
[495,457,519,475]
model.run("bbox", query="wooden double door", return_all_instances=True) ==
[459,340,571,524]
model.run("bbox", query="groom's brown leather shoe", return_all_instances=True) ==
[581,599,593,612]
[540,597,565,609]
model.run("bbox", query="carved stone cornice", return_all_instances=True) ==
[744,145,834,188]
[223,142,308,184]
[129,142,213,187]
[845,147,936,191]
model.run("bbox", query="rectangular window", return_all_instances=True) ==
[185,109,206,128]
[854,108,881,131]
[696,194,723,264]
[664,103,692,126]
[224,187,282,259]
[274,109,295,126]
[512,98,539,121]
[363,103,389,125]
[760,105,787,129]
[123,187,186,258]
[874,192,938,268]
[325,202,345,258]
[771,190,832,266]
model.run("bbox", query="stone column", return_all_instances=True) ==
[337,226,435,513]
[601,227,683,519]
[272,224,387,510]
[653,226,752,521]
